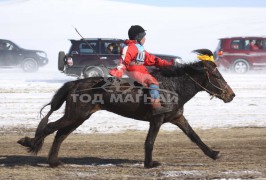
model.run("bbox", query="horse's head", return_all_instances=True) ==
[189,49,235,103]
[200,60,235,102]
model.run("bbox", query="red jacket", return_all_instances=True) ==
[109,40,173,86]
[122,40,173,73]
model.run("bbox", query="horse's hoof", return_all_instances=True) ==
[17,137,26,146]
[49,160,64,168]
[144,161,161,168]
[212,150,221,160]
[17,136,32,147]
[215,152,222,159]
[152,161,161,167]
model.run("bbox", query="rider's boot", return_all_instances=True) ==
[151,98,172,115]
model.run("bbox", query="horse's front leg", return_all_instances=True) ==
[144,116,164,168]
[171,115,220,159]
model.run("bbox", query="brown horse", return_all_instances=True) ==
[18,49,235,168]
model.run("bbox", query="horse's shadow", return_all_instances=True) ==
[0,155,142,167]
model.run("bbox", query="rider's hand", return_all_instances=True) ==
[171,59,182,68]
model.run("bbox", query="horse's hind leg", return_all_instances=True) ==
[171,115,220,160]
[18,110,54,154]
[18,115,75,154]
[48,118,87,167]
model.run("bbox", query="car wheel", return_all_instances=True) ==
[82,66,105,78]
[58,51,66,71]
[232,59,250,73]
[22,58,39,72]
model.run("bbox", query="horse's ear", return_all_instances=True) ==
[192,49,214,56]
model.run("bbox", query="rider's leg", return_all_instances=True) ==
[149,84,171,115]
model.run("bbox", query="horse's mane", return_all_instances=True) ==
[155,48,213,77]
[147,60,205,95]
[153,60,205,78]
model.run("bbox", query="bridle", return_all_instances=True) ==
[185,66,228,100]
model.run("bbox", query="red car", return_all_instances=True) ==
[214,37,266,73]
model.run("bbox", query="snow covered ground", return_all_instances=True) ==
[0,69,265,133]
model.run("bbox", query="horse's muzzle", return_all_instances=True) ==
[223,91,235,103]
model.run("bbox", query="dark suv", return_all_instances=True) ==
[0,39,49,72]
[58,38,181,78]
[214,37,266,73]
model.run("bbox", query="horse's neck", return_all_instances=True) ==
[175,74,203,105]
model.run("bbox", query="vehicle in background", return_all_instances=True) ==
[0,39,48,72]
[58,38,182,78]
[214,37,266,73]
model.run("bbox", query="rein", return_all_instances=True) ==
[185,67,228,100]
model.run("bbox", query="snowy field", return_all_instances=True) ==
[0,68,265,133]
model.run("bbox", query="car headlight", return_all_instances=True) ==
[36,52,47,58]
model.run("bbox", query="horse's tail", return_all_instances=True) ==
[17,81,77,154]
[40,81,77,116]
[35,81,76,137]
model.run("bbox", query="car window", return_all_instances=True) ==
[255,39,264,50]
[262,40,266,50]
[0,42,5,50]
[248,39,265,50]
[5,42,14,50]
[0,41,14,50]
[230,39,245,50]
[102,41,124,55]
[79,42,98,54]
[244,40,251,50]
